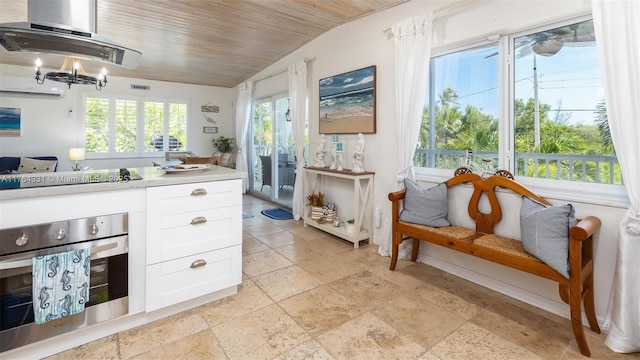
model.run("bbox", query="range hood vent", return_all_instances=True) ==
[0,0,141,69]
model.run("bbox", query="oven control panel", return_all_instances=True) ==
[0,213,128,256]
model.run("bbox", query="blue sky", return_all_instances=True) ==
[430,42,602,126]
[516,46,602,125]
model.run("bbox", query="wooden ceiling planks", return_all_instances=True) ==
[0,0,408,87]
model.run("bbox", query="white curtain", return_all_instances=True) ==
[288,60,308,220]
[234,81,253,192]
[375,13,434,256]
[592,0,640,353]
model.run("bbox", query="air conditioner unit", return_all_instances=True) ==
[0,76,67,98]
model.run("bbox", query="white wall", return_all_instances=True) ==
[0,64,233,171]
[243,0,625,325]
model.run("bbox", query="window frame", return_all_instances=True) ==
[415,15,629,208]
[81,91,190,159]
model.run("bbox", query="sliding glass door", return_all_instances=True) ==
[250,93,295,208]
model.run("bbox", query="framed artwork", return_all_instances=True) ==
[201,102,219,113]
[319,65,376,134]
[203,126,218,134]
[0,107,21,136]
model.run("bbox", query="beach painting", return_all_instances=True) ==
[0,107,21,136]
[319,65,376,134]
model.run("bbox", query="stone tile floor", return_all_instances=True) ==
[46,195,638,360]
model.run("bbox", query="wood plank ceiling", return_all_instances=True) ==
[0,0,409,88]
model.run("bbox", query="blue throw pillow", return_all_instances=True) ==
[399,179,451,228]
[520,196,576,278]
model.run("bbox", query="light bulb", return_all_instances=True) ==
[101,68,107,76]
[35,58,42,67]
[98,73,104,81]
[74,61,80,70]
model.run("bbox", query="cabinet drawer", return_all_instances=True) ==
[145,245,241,312]
[146,179,241,217]
[146,205,242,264]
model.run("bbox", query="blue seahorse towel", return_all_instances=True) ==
[32,248,90,324]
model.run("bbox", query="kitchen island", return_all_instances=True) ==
[0,166,246,358]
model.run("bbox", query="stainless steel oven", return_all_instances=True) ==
[0,213,129,353]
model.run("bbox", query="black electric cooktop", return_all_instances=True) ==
[0,168,142,190]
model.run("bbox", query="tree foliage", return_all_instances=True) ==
[417,88,620,184]
[419,88,614,156]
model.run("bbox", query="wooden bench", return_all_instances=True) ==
[388,173,601,357]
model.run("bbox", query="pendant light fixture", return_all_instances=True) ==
[35,56,108,90]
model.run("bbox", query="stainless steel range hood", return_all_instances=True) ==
[0,0,141,69]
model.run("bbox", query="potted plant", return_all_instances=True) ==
[211,136,235,166]
[307,191,325,220]
[346,218,355,234]
[306,191,325,207]
[306,191,335,222]
[211,136,235,154]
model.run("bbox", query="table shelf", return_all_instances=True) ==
[303,166,374,248]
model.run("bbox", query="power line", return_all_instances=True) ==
[457,86,498,99]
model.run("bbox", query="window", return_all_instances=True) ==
[83,95,188,157]
[416,43,499,169]
[512,20,618,184]
[168,103,188,150]
[85,97,110,154]
[115,99,137,153]
[144,101,164,152]
[417,17,619,185]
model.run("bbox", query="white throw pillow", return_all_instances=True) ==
[18,157,57,173]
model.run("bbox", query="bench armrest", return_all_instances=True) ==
[388,190,405,225]
[570,216,601,241]
[388,191,406,202]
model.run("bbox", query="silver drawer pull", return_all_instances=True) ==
[190,259,207,269]
[191,188,208,196]
[190,216,207,225]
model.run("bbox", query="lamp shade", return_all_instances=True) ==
[68,148,85,161]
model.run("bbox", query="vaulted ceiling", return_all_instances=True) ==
[0,0,409,88]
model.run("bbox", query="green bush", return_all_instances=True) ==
[211,136,235,153]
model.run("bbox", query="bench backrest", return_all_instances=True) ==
[445,173,550,234]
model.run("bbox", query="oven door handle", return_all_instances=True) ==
[0,241,119,270]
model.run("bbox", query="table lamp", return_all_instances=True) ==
[68,148,85,171]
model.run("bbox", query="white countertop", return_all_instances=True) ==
[0,166,247,201]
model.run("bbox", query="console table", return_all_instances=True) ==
[303,166,374,248]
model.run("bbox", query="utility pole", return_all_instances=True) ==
[533,54,540,151]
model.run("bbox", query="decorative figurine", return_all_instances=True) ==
[314,134,327,167]
[330,141,338,169]
[336,151,344,171]
[352,133,365,173]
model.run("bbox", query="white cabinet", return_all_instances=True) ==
[303,167,374,248]
[145,246,241,311]
[145,179,242,311]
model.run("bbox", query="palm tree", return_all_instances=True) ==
[594,100,613,152]
[438,87,459,109]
